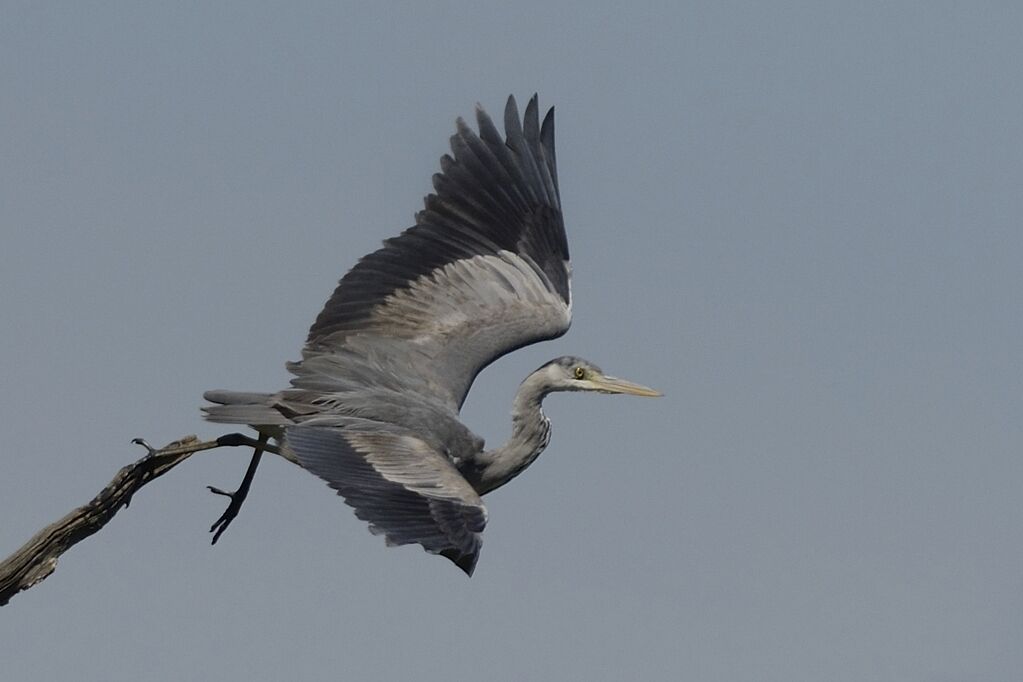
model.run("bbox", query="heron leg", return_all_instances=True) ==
[206,432,269,544]
[131,432,278,457]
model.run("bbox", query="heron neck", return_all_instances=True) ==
[474,370,552,494]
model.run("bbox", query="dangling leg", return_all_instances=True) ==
[131,431,279,543]
[207,432,269,544]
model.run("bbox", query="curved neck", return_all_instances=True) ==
[473,369,553,494]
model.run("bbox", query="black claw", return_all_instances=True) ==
[131,437,156,454]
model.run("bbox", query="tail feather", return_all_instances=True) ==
[201,390,302,426]
[204,390,274,405]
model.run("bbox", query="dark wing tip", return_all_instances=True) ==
[504,95,524,143]
[441,548,479,576]
[540,104,557,193]
[540,104,555,148]
[523,95,540,142]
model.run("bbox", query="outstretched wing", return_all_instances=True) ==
[285,422,487,575]
[300,95,571,411]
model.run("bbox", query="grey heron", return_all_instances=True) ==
[161,95,660,575]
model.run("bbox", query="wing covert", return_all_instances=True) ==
[285,422,487,575]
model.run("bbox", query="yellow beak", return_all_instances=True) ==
[587,374,662,397]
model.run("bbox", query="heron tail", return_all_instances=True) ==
[202,390,295,426]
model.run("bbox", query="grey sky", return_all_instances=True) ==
[2,2,1021,680]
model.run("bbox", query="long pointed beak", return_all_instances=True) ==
[588,374,663,397]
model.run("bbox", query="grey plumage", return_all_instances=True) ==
[203,96,659,575]
[286,423,486,575]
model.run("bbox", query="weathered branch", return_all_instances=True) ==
[0,435,206,606]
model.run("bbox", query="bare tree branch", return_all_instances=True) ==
[0,435,206,606]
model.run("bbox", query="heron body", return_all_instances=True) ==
[202,96,659,575]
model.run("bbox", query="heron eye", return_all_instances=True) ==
[574,367,586,380]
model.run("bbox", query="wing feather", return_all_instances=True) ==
[285,422,486,575]
[299,95,571,410]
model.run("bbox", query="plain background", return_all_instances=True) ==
[2,3,1021,680]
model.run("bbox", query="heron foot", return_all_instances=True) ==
[207,484,250,544]
[205,441,266,545]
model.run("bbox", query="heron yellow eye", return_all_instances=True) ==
[574,367,586,380]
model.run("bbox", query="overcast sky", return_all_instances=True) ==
[2,3,1021,680]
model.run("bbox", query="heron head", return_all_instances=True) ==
[539,356,662,397]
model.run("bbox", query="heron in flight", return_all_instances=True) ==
[160,95,660,575]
